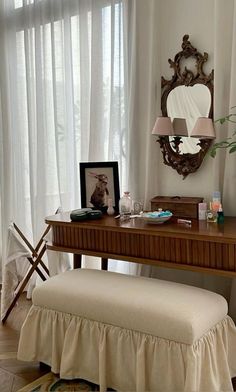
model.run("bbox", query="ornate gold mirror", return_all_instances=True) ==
[156,34,214,178]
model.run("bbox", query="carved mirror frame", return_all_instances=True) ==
[159,34,214,179]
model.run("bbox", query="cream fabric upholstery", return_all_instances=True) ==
[32,268,227,344]
[18,269,236,392]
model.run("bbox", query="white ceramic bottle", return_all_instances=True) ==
[107,198,115,216]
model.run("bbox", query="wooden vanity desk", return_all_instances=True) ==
[45,213,236,278]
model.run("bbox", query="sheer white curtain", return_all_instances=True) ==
[0,0,128,276]
[214,0,236,214]
[214,0,236,319]
[107,0,162,275]
[124,0,161,208]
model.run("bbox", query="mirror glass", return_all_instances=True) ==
[167,84,211,154]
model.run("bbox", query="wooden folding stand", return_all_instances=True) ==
[2,223,51,324]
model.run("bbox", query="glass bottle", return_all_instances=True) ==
[119,191,132,220]
[206,202,217,223]
[217,204,224,224]
[212,191,221,214]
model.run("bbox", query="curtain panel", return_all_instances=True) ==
[0,0,128,275]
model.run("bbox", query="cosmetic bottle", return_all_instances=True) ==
[212,191,221,213]
[217,204,224,224]
[212,191,221,203]
[206,202,217,223]
[198,202,207,220]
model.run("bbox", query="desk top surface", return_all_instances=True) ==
[45,212,236,243]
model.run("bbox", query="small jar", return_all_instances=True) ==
[206,203,217,223]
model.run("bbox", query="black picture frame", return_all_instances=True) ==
[80,161,120,213]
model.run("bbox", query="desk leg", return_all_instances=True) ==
[101,258,108,270]
[74,254,82,269]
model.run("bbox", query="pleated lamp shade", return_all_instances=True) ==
[172,118,188,137]
[191,117,215,139]
[151,117,174,136]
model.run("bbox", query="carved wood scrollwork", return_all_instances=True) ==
[158,34,214,179]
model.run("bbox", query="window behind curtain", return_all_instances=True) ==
[0,0,127,239]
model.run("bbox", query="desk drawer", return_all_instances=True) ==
[150,196,203,219]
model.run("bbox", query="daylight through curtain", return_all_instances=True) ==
[0,0,127,274]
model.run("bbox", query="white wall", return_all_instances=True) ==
[153,0,216,202]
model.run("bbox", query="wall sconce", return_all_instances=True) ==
[172,118,189,153]
[191,117,215,139]
[152,117,189,155]
[152,116,181,154]
[172,118,188,137]
[152,117,188,153]
[191,117,215,150]
[152,116,215,179]
[151,116,174,136]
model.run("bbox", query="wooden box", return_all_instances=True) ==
[150,196,204,219]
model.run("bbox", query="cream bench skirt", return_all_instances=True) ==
[18,269,236,392]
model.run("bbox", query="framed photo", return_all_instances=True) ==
[80,161,120,212]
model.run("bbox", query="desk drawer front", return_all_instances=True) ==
[52,226,236,272]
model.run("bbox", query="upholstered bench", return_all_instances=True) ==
[18,269,236,392]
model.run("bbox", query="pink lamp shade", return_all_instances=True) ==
[151,117,174,136]
[191,117,215,139]
[172,118,188,137]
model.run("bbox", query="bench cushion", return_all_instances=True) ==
[32,268,227,344]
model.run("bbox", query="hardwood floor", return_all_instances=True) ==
[0,293,47,392]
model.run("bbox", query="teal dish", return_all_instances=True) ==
[140,211,172,224]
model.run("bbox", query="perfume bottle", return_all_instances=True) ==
[217,204,224,224]
[206,202,217,223]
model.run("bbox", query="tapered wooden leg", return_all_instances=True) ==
[101,258,108,270]
[73,254,82,269]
